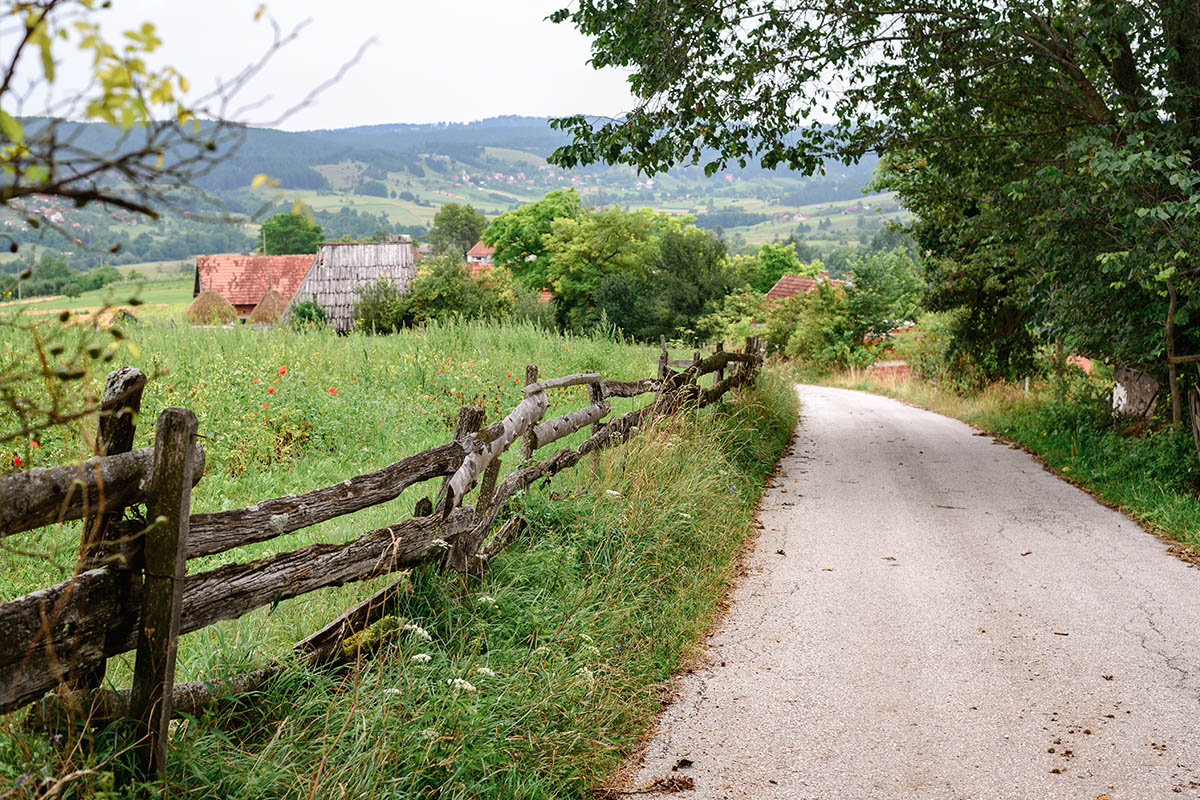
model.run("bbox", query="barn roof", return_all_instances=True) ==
[193,254,316,308]
[288,241,417,333]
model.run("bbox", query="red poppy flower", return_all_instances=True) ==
[267,387,276,394]
[30,441,38,448]
[252,379,260,384]
[279,366,287,375]
[12,455,21,467]
[327,387,337,395]
[262,402,269,409]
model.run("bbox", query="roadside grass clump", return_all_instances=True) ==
[0,318,796,799]
[828,370,1200,549]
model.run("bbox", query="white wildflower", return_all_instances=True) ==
[419,728,439,741]
[476,667,497,678]
[605,489,621,497]
[383,688,400,695]
[447,678,477,692]
[402,623,432,641]
[576,666,595,685]
[411,653,432,663]
[678,511,692,519]
[476,595,497,607]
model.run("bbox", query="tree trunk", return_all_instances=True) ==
[1167,278,1182,426]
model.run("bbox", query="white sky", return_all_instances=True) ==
[33,0,638,130]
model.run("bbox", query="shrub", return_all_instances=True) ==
[289,298,328,329]
[353,278,407,333]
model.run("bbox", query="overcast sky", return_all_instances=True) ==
[40,1,638,131]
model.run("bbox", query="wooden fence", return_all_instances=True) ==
[0,336,762,778]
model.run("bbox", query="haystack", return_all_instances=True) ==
[248,289,289,323]
[185,290,237,325]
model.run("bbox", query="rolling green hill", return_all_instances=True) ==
[2,116,907,280]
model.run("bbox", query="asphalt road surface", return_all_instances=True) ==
[619,385,1200,799]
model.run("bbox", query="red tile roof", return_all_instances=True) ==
[466,241,495,259]
[765,272,845,302]
[766,274,818,301]
[194,254,316,307]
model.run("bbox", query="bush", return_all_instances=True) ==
[353,278,407,333]
[290,299,328,329]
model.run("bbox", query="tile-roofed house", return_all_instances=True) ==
[287,240,416,333]
[765,271,844,303]
[193,254,317,317]
[766,274,818,302]
[466,241,494,264]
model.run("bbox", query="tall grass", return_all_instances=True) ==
[828,370,1200,549]
[0,320,797,799]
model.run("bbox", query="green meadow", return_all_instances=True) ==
[0,319,796,799]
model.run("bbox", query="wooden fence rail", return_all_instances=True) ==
[0,336,762,779]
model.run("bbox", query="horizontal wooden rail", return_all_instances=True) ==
[0,444,205,539]
[0,568,133,715]
[522,372,600,395]
[187,442,463,558]
[531,401,610,451]
[445,392,548,510]
[0,509,481,714]
[598,378,661,399]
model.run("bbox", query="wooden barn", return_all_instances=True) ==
[193,254,317,318]
[287,240,417,332]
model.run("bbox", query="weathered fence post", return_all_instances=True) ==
[129,408,197,778]
[521,364,539,460]
[67,368,146,700]
[714,341,725,387]
[658,335,668,380]
[587,381,604,480]
[441,405,484,570]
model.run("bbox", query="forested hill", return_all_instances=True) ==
[1,115,899,277]
[200,116,880,209]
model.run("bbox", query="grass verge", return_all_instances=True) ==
[1,330,796,799]
[826,371,1200,552]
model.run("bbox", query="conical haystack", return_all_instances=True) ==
[248,289,289,323]
[185,290,237,325]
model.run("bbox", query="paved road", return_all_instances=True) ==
[621,385,1200,799]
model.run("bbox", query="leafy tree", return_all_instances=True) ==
[596,225,746,342]
[260,213,324,255]
[844,249,923,344]
[429,203,487,255]
[695,288,766,344]
[549,0,1200,415]
[482,189,583,291]
[753,242,818,293]
[544,207,678,330]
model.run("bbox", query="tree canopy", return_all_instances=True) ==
[260,213,323,255]
[482,189,583,291]
[429,203,487,255]
[550,0,1200,416]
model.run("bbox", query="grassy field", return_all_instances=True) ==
[0,276,193,320]
[0,320,797,798]
[826,371,1200,551]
